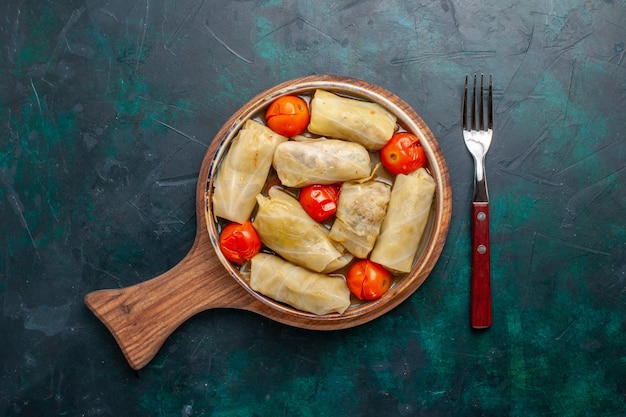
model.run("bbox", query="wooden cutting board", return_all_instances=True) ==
[84,74,452,370]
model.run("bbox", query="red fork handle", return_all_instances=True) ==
[471,202,492,329]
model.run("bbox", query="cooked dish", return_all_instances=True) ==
[211,89,436,315]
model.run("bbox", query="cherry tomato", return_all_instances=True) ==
[346,260,392,300]
[380,132,426,175]
[265,95,310,137]
[298,184,340,222]
[219,220,262,265]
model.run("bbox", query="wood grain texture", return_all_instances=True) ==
[470,201,492,329]
[84,74,452,370]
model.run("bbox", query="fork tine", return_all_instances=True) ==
[479,74,484,131]
[488,74,493,130]
[471,74,477,131]
[462,75,468,130]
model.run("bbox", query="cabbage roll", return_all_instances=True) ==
[370,168,436,273]
[212,120,288,223]
[250,253,351,315]
[307,89,397,150]
[329,180,391,259]
[253,187,352,273]
[272,139,371,187]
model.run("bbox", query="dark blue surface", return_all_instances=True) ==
[1,1,625,416]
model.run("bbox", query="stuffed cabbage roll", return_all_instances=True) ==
[273,139,371,187]
[370,168,436,273]
[250,253,351,315]
[212,120,288,223]
[307,89,397,150]
[329,180,391,259]
[253,187,352,273]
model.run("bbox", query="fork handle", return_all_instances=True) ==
[471,201,492,329]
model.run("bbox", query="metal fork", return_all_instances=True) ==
[462,74,493,329]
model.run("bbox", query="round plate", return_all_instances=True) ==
[205,74,452,325]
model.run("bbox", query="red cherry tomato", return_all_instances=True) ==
[265,95,310,137]
[219,220,262,265]
[346,260,392,300]
[298,184,340,222]
[380,132,426,175]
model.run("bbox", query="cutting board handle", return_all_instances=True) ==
[84,231,256,370]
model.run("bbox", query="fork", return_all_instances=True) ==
[462,74,493,329]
